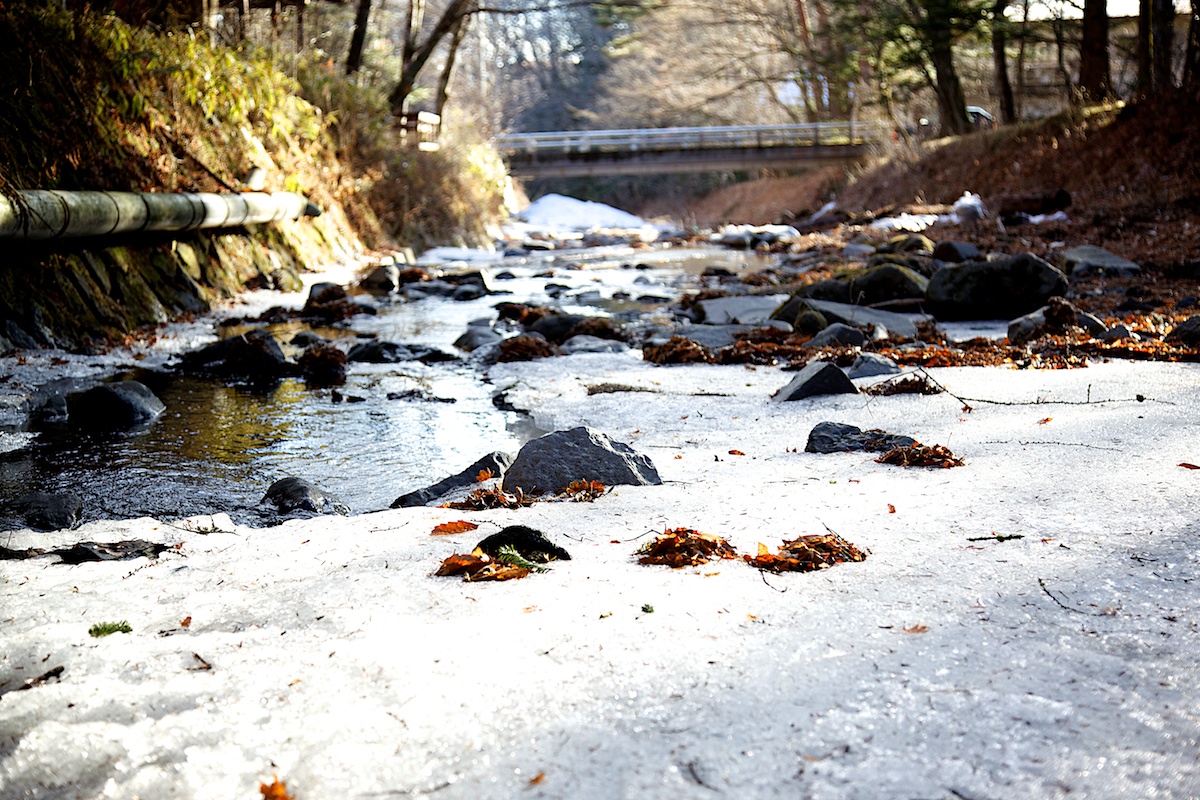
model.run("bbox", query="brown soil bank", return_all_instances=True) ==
[677,92,1200,274]
[0,9,372,351]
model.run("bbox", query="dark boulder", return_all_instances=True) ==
[502,427,661,496]
[925,254,1068,320]
[8,491,83,531]
[181,329,295,381]
[931,240,983,263]
[261,477,349,516]
[347,340,456,364]
[807,323,867,349]
[475,525,571,563]
[805,422,917,454]
[298,343,348,387]
[772,362,858,402]
[67,380,165,430]
[391,451,515,508]
[1165,315,1200,345]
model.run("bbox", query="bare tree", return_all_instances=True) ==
[346,0,373,75]
[1078,0,1110,99]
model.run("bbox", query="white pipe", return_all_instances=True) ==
[0,190,321,240]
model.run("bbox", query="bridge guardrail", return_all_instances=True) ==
[494,121,893,155]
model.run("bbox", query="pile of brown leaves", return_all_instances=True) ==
[637,528,738,568]
[557,480,609,502]
[497,334,564,362]
[642,336,714,364]
[744,533,868,573]
[863,375,943,395]
[435,549,531,582]
[443,486,536,510]
[875,443,965,468]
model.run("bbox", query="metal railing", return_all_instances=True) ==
[494,121,893,155]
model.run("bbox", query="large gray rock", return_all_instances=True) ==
[502,427,661,495]
[848,353,901,379]
[644,322,791,350]
[391,451,515,508]
[805,422,917,453]
[66,380,165,430]
[925,254,1068,320]
[772,362,859,402]
[807,323,867,348]
[802,299,926,339]
[261,477,350,516]
[1061,245,1141,277]
[696,295,789,325]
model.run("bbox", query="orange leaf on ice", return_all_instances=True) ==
[728,449,745,456]
[431,520,479,536]
[1179,463,1200,470]
[260,778,294,800]
[1037,417,1053,425]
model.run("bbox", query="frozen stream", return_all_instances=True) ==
[0,246,772,526]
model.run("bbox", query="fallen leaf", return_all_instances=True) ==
[728,449,745,456]
[179,616,192,628]
[674,454,683,459]
[431,520,479,536]
[260,778,294,800]
[887,504,896,514]
[1179,463,1200,470]
[1037,417,1053,425]
[528,772,546,786]
[904,624,928,634]
[475,468,495,482]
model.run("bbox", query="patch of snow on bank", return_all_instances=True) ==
[517,193,646,230]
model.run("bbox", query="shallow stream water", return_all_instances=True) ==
[0,246,773,527]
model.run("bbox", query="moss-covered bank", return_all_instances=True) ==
[0,7,372,349]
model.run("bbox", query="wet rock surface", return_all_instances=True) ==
[261,477,350,516]
[502,427,662,496]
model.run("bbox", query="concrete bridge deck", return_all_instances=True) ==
[495,121,893,178]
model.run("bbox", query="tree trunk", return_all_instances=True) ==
[1078,0,1110,100]
[1152,0,1175,91]
[1185,0,1200,90]
[992,0,1017,123]
[345,0,372,75]
[1139,0,1152,92]
[434,15,469,118]
[1052,16,1076,104]
[389,0,475,116]
[925,2,968,136]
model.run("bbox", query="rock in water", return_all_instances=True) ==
[261,477,349,516]
[9,491,83,531]
[475,525,571,562]
[502,427,661,496]
[66,380,165,430]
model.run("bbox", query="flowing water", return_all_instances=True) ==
[0,246,775,527]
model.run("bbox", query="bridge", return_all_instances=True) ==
[494,121,893,178]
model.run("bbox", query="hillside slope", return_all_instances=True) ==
[672,94,1200,275]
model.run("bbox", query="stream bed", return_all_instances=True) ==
[0,246,773,527]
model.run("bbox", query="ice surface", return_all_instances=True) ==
[3,343,1198,798]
